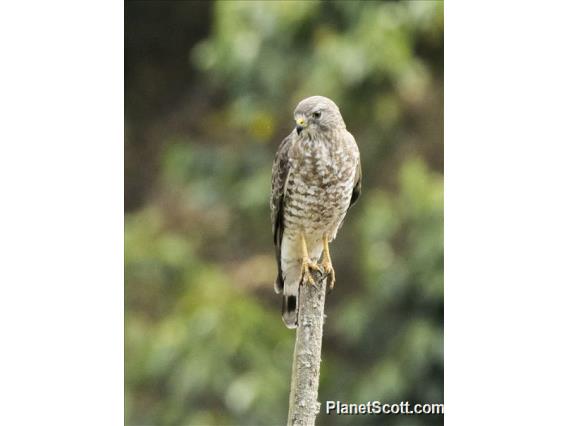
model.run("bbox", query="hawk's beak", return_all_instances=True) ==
[295,117,305,135]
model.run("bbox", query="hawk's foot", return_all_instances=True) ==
[321,233,335,291]
[301,257,321,286]
[321,259,336,291]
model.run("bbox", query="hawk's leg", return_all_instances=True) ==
[300,232,320,286]
[321,234,336,290]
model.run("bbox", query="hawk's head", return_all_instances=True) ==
[293,96,346,136]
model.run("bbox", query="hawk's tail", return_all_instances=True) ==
[282,294,298,329]
[281,263,302,329]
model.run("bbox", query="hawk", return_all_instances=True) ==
[270,96,362,328]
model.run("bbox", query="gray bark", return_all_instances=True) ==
[287,271,327,426]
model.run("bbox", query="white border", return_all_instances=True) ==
[0,1,123,424]
[446,2,568,424]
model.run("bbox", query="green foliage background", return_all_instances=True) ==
[125,1,443,425]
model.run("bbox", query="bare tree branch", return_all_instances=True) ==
[287,271,327,426]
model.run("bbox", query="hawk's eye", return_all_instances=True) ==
[312,111,321,119]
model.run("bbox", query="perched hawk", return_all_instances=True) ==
[270,96,361,328]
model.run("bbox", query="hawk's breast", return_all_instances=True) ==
[283,133,357,240]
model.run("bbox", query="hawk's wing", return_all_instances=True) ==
[349,158,362,209]
[270,133,293,293]
[335,133,362,233]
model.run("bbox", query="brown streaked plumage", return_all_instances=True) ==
[270,96,361,328]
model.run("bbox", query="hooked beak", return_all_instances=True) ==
[295,117,306,135]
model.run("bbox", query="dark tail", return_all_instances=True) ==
[280,256,302,329]
[282,294,298,329]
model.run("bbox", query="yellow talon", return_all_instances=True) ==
[301,258,319,286]
[322,234,336,290]
[300,232,319,285]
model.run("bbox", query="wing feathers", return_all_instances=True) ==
[349,158,362,209]
[270,133,293,293]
